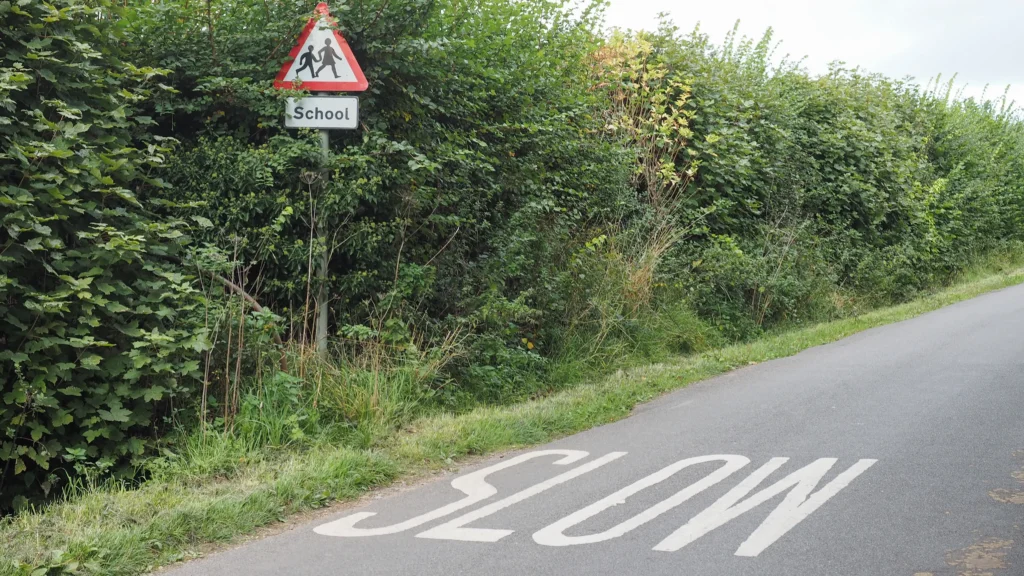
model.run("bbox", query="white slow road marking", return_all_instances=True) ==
[313,449,876,557]
[416,452,627,542]
[314,449,593,537]
[653,457,878,556]
[532,455,749,546]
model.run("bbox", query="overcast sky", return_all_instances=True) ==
[603,0,1023,107]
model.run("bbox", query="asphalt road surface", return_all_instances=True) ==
[170,283,1024,576]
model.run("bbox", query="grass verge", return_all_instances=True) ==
[3,260,1024,576]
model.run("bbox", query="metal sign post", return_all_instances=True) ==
[316,126,331,353]
[275,3,368,354]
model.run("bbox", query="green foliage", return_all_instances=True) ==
[645,22,1024,328]
[676,230,839,340]
[115,2,1024,409]
[122,0,637,400]
[5,0,1024,512]
[2,0,1024,564]
[0,0,204,509]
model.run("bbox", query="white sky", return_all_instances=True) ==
[603,0,1023,108]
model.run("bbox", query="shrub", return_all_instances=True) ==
[0,0,203,509]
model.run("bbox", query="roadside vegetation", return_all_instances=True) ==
[3,0,1024,573]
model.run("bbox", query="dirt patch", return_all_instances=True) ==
[989,489,1024,505]
[945,538,1012,576]
[987,451,1024,505]
[1012,451,1024,482]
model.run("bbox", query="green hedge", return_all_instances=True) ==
[0,0,205,509]
[3,0,1024,507]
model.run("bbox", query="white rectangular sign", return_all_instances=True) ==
[285,96,359,129]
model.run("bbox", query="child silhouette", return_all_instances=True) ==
[295,45,320,78]
[315,38,344,79]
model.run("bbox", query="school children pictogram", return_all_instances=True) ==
[274,3,367,92]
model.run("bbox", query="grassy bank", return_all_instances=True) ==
[3,253,1024,576]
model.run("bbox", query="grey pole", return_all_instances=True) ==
[315,128,330,354]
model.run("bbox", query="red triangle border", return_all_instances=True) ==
[274,3,368,92]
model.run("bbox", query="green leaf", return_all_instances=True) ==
[142,386,166,402]
[106,301,131,313]
[80,354,103,369]
[0,351,29,364]
[191,215,214,228]
[126,437,145,455]
[97,406,132,423]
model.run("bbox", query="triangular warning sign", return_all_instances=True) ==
[274,3,368,92]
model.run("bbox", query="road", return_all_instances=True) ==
[170,283,1024,576]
